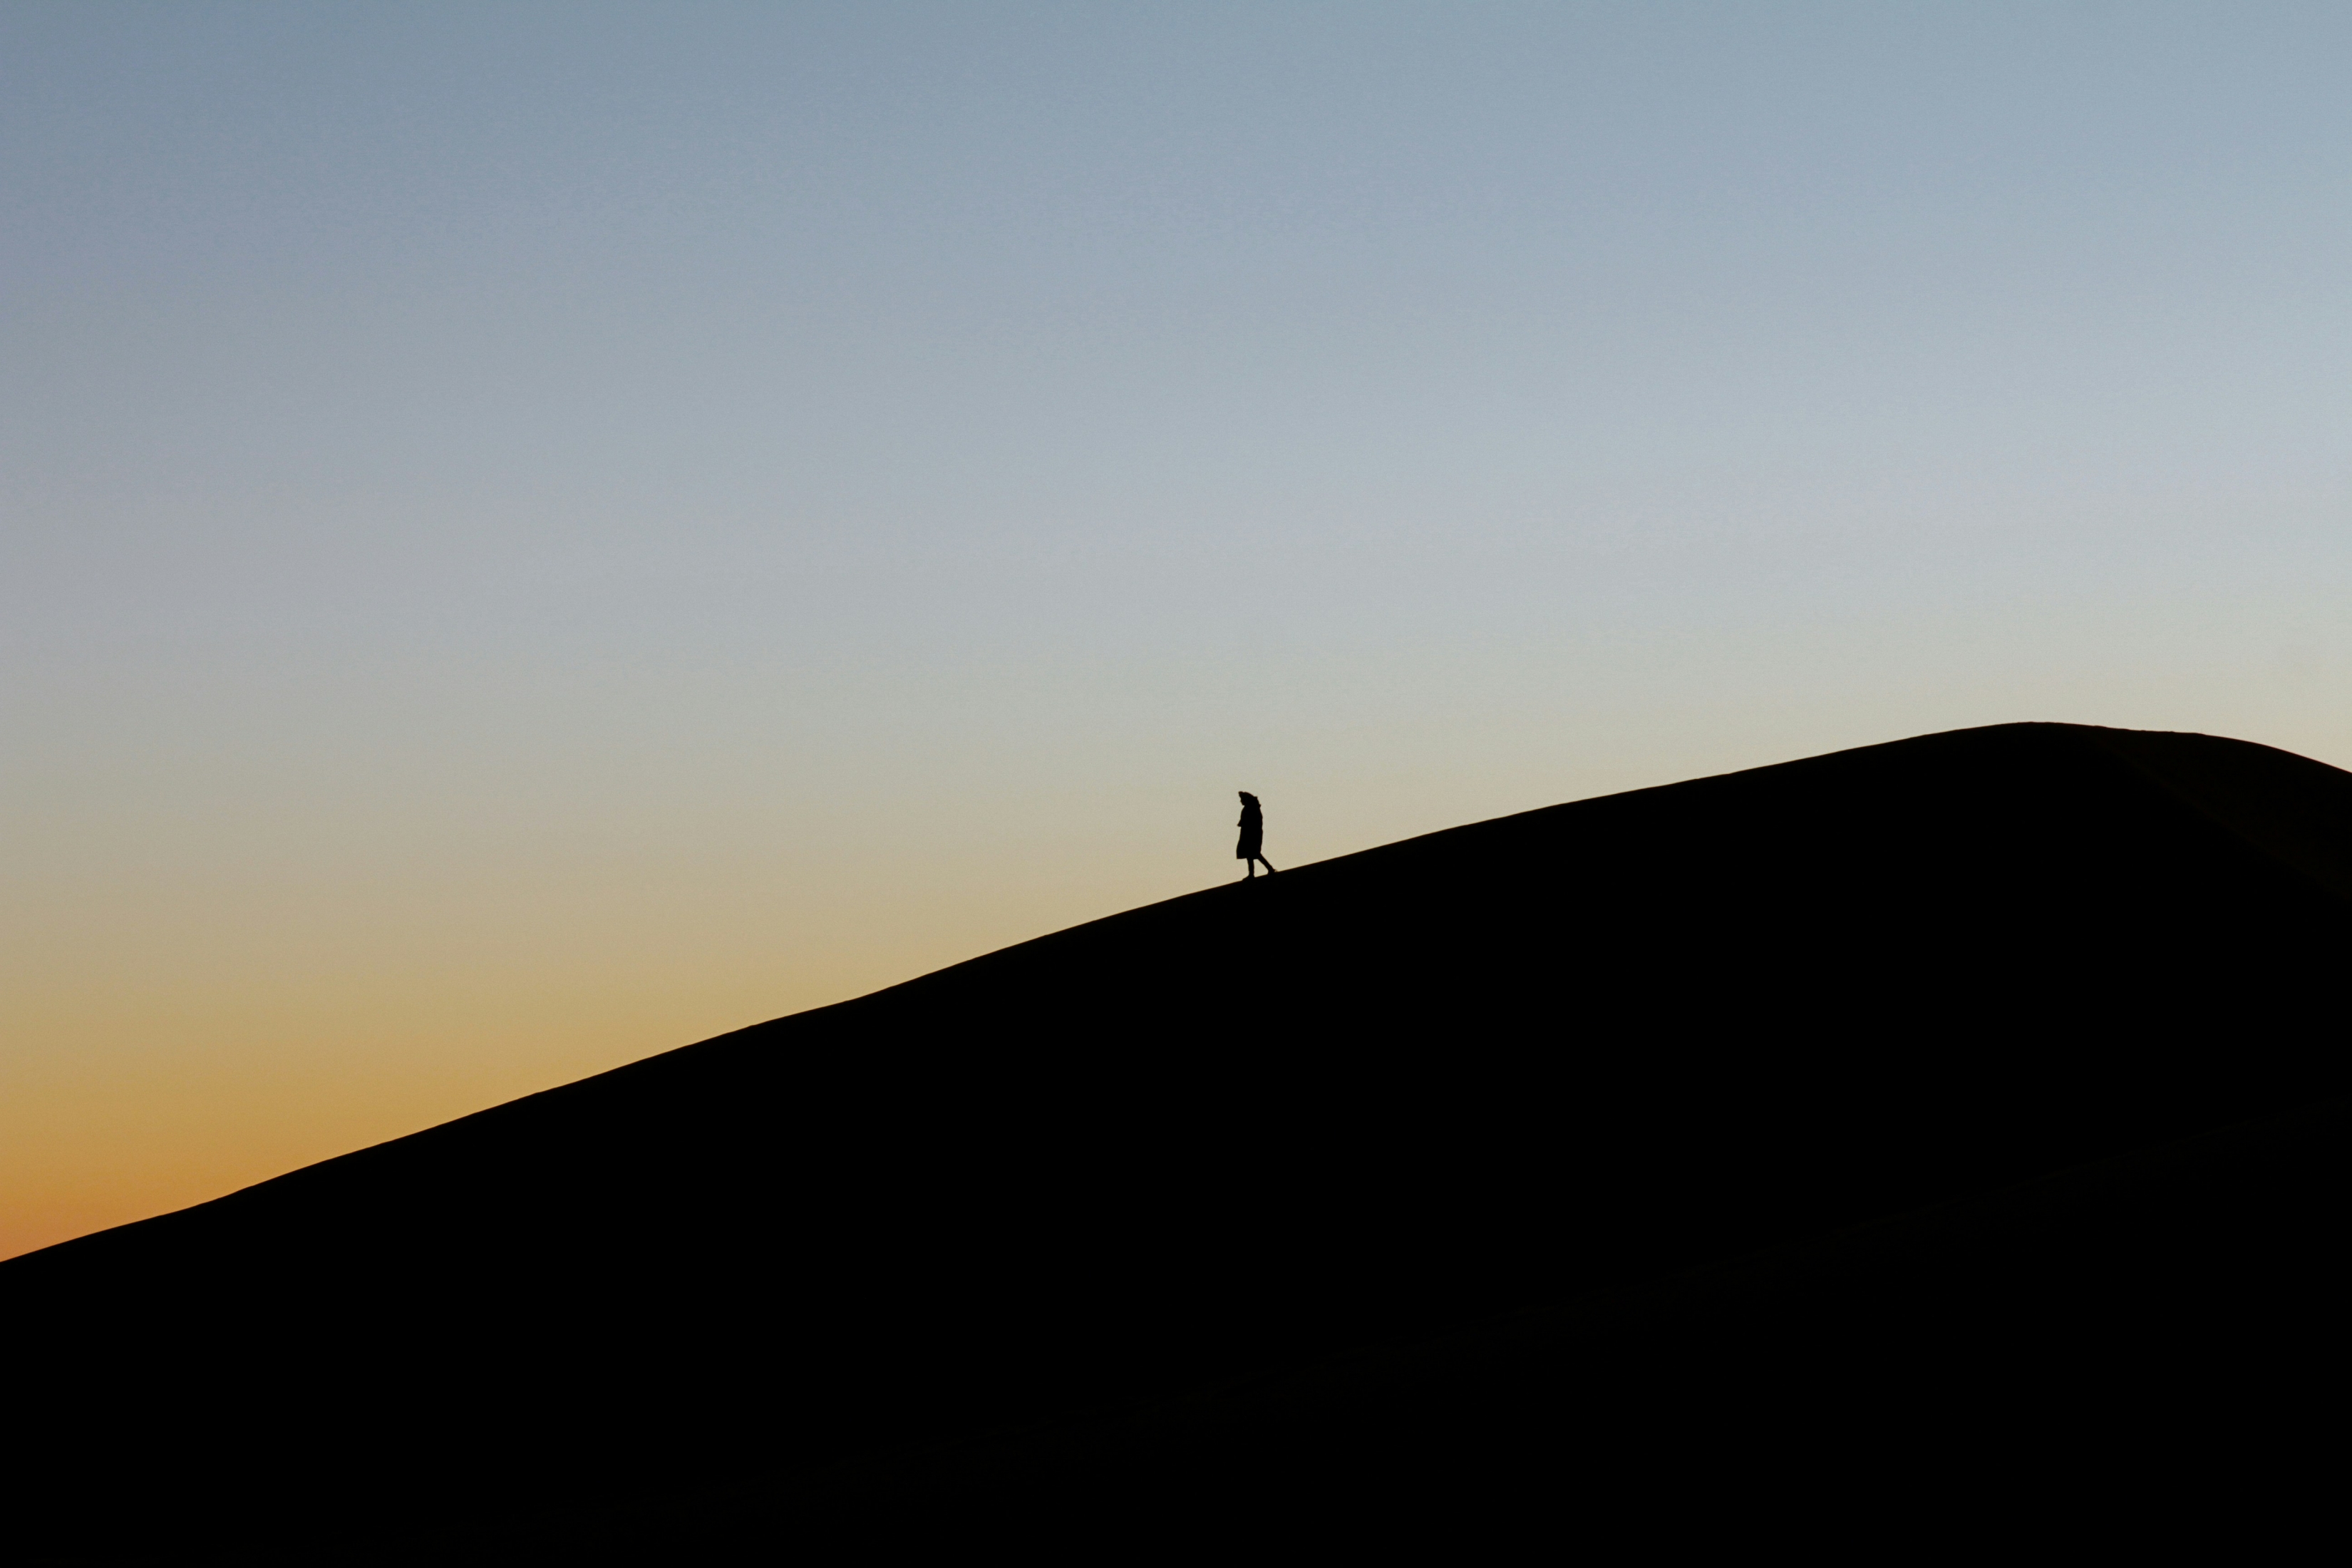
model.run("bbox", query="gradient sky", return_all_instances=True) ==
[6,1,2349,1261]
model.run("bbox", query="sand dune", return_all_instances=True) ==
[11,722,2348,1557]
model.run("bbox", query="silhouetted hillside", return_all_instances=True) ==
[10,723,2349,1559]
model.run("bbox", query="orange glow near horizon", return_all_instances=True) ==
[3,834,1207,1261]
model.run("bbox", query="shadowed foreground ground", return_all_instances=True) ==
[9,723,2349,1558]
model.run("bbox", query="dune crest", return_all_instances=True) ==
[11,722,2348,1555]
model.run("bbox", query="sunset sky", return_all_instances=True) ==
[7,1,2350,1261]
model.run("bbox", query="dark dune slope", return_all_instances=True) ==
[9,723,2350,1555]
[722,1090,2352,1553]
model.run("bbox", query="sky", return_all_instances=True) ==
[6,1,2349,1261]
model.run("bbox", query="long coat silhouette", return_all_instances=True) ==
[1236,792,1276,877]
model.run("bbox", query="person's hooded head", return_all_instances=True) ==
[1238,791,1259,807]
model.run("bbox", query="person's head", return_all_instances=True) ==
[1238,791,1259,805]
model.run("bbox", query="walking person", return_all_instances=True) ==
[1237,791,1276,880]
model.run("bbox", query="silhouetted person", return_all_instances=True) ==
[1237,791,1276,879]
